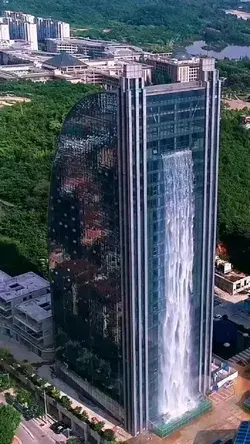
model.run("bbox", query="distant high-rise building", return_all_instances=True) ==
[49,59,221,435]
[37,17,70,41]
[4,11,38,50]
[2,11,70,47]
[4,10,35,23]
[0,23,9,41]
[23,22,38,51]
[8,20,38,50]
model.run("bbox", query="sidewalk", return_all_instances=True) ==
[0,336,42,363]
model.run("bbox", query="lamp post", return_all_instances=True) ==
[44,390,47,422]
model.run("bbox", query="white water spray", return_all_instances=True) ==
[159,149,197,420]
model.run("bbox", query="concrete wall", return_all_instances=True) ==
[0,323,54,360]
[215,273,250,295]
[215,274,234,293]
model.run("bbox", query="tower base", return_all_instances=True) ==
[150,398,213,438]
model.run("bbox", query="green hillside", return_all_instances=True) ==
[3,0,250,47]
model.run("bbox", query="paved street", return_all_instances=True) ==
[17,418,66,444]
[0,393,66,444]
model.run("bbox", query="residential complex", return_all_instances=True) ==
[0,10,70,50]
[48,56,221,436]
[0,271,54,359]
[37,17,70,41]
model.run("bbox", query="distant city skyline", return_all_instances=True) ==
[0,9,70,50]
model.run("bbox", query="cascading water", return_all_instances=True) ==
[159,149,197,420]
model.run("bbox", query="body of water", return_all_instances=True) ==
[186,40,250,60]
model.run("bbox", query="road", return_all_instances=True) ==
[0,394,66,444]
[17,419,64,444]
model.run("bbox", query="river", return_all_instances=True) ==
[185,40,250,60]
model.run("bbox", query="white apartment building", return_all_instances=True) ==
[37,17,70,41]
[57,21,70,39]
[4,11,35,23]
[0,271,54,359]
[0,23,10,41]
[13,293,53,349]
[23,22,38,51]
[7,19,38,50]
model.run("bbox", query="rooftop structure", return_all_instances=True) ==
[45,37,143,61]
[15,293,52,322]
[215,257,250,295]
[44,52,85,70]
[0,270,54,359]
[0,271,49,303]
[146,52,215,83]
[0,64,55,82]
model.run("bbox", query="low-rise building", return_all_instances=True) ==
[43,52,86,73]
[215,257,250,295]
[45,37,143,61]
[211,356,238,390]
[145,50,215,83]
[0,271,54,359]
[13,293,53,348]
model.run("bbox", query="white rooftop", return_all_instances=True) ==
[0,272,49,302]
[16,293,52,322]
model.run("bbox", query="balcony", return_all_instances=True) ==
[13,312,41,333]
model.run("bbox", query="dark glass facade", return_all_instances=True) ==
[49,93,124,418]
[49,66,221,435]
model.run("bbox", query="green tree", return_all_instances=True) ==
[16,388,33,407]
[0,404,21,444]
[0,374,10,391]
[0,81,100,276]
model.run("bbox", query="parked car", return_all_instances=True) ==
[214,314,222,321]
[50,421,64,433]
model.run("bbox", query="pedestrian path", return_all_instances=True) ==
[228,347,250,366]
[209,385,234,405]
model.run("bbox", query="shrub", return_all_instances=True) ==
[102,429,116,441]
[90,417,105,432]
[60,395,72,409]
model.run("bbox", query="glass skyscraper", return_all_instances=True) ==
[49,59,221,435]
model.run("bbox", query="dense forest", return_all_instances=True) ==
[218,59,250,92]
[219,110,250,273]
[0,82,100,276]
[0,72,249,276]
[216,60,250,272]
[3,0,250,47]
